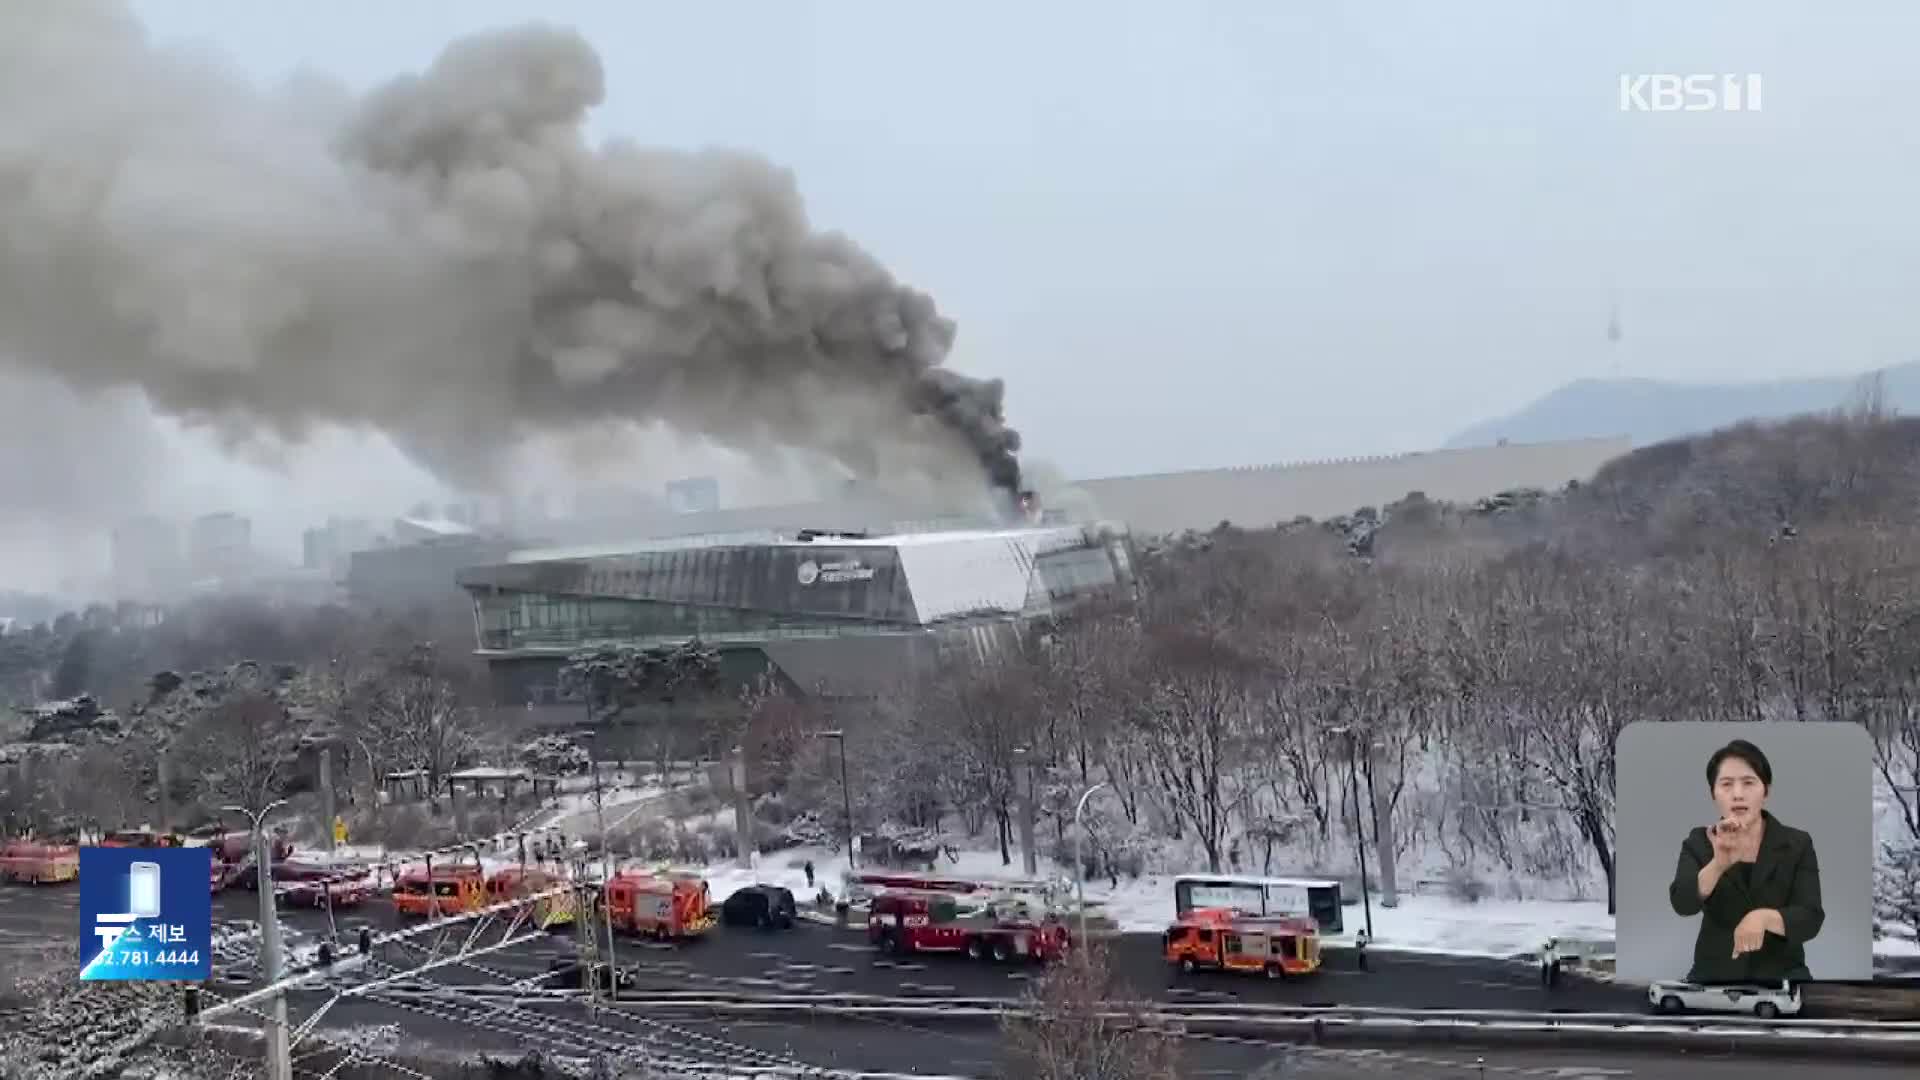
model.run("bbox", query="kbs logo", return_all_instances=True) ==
[1619,74,1763,112]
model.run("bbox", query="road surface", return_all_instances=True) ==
[22,882,1918,1020]
[6,880,1645,1011]
[233,996,1920,1080]
[11,883,1919,1077]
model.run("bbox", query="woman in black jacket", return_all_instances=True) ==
[1668,739,1823,984]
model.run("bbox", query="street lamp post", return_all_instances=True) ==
[819,731,855,871]
[1071,783,1109,950]
[223,800,292,1080]
[589,761,618,982]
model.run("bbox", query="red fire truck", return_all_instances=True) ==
[0,840,79,884]
[868,888,1071,964]
[604,870,715,940]
[842,869,1065,907]
[1163,907,1322,978]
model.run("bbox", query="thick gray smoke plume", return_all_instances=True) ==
[0,2,1023,501]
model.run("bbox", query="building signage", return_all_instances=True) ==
[796,559,875,586]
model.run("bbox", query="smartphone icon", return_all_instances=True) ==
[128,861,162,920]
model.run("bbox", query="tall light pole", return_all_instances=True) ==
[224,800,292,1080]
[1071,783,1109,949]
[819,731,855,871]
[590,759,618,981]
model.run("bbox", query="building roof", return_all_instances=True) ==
[1072,435,1631,536]
[396,516,477,537]
[462,523,1119,630]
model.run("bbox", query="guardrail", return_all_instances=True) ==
[566,995,1920,1061]
[335,984,1920,1040]
[250,978,1920,1062]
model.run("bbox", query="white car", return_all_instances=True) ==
[1648,979,1802,1019]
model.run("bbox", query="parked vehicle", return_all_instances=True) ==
[194,828,294,867]
[603,870,715,940]
[280,871,375,909]
[485,867,577,929]
[98,829,184,849]
[0,840,79,884]
[721,884,797,930]
[1163,907,1322,979]
[393,865,489,919]
[868,888,1071,964]
[1172,874,1344,936]
[1649,980,1801,1018]
[210,860,245,893]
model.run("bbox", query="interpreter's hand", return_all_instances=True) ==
[1708,816,1745,866]
[1732,909,1771,957]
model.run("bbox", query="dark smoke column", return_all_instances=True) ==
[911,367,1023,501]
[0,9,1025,505]
[331,24,1028,501]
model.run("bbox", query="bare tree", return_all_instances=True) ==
[143,661,315,818]
[1002,947,1182,1080]
[181,691,299,814]
[1133,622,1255,873]
[355,643,475,796]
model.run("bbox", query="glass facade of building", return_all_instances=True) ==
[1033,544,1122,601]
[460,525,1136,655]
[473,591,885,653]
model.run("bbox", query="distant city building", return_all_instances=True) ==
[110,516,183,601]
[244,567,342,607]
[346,533,520,622]
[187,513,252,583]
[302,517,379,579]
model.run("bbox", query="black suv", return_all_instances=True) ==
[721,884,798,930]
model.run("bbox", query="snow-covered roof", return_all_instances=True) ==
[507,531,786,563]
[395,516,476,537]
[869,526,1096,623]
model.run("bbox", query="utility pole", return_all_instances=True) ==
[572,843,599,1013]
[225,800,291,1080]
[450,778,470,839]
[318,744,336,857]
[730,746,753,871]
[590,760,618,981]
[1366,739,1399,908]
[821,732,856,871]
[1013,746,1038,876]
